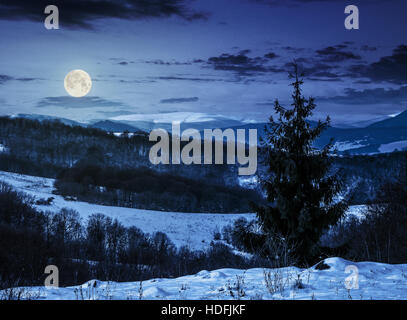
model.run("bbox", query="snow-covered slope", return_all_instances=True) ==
[0,171,366,250]
[111,112,238,124]
[0,171,255,251]
[4,257,407,300]
[378,140,407,153]
[2,170,402,300]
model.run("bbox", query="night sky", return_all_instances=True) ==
[0,0,406,126]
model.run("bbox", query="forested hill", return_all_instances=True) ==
[0,116,406,209]
[0,117,260,213]
[0,116,151,176]
[0,116,234,180]
[330,151,407,204]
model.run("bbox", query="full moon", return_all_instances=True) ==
[64,69,92,97]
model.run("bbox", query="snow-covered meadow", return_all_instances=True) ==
[3,257,407,300]
[0,170,365,251]
[0,170,256,251]
[3,170,399,301]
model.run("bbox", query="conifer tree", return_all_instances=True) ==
[255,65,348,263]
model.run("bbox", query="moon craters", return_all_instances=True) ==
[64,70,92,97]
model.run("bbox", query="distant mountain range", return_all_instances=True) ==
[320,110,407,154]
[108,112,244,133]
[90,120,143,133]
[367,110,407,129]
[12,113,86,127]
[223,111,407,155]
[12,110,407,155]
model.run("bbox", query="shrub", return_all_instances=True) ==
[322,174,407,263]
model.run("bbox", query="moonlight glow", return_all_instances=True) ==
[64,69,92,97]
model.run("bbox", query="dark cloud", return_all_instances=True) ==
[144,59,192,66]
[361,45,377,52]
[349,45,407,84]
[316,46,361,62]
[308,78,342,82]
[118,79,156,84]
[160,97,199,104]
[251,0,384,6]
[206,52,284,76]
[0,0,207,29]
[108,58,135,65]
[282,46,305,53]
[317,86,407,105]
[333,44,348,50]
[264,52,279,59]
[0,75,13,84]
[311,71,340,78]
[308,73,342,82]
[204,49,347,81]
[36,96,126,108]
[0,74,43,84]
[15,77,41,81]
[208,53,263,68]
[353,80,372,85]
[238,49,251,55]
[203,44,363,82]
[151,76,219,82]
[289,57,309,64]
[284,61,343,81]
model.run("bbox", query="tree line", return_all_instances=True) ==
[53,162,262,213]
[0,181,271,289]
[0,115,406,210]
